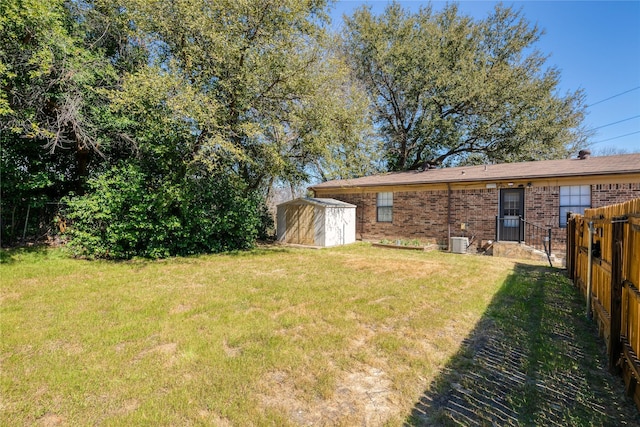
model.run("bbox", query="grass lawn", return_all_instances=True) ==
[1,244,637,426]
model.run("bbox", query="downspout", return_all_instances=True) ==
[447,183,452,251]
[586,220,594,318]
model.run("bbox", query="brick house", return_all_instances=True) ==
[310,153,640,257]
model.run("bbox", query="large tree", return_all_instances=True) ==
[0,0,122,244]
[115,0,378,189]
[0,0,122,175]
[2,0,381,256]
[343,2,589,170]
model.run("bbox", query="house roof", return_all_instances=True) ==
[310,153,640,190]
[277,197,357,208]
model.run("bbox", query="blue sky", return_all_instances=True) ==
[329,1,640,155]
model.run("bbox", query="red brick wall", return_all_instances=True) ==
[524,186,562,247]
[320,182,640,253]
[591,183,640,207]
[320,189,499,247]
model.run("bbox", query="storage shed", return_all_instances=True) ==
[277,198,356,247]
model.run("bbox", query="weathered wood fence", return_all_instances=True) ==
[566,198,640,410]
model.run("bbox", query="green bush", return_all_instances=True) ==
[62,164,264,259]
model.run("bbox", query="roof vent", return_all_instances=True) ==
[578,149,591,160]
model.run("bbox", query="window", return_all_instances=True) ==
[377,192,393,222]
[559,185,590,227]
[502,191,522,228]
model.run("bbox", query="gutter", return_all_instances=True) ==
[309,171,640,192]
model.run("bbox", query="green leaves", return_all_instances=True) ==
[63,164,263,259]
[0,0,117,152]
[111,0,375,187]
[343,2,588,170]
[0,0,121,243]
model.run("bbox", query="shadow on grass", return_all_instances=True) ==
[407,263,640,426]
[0,243,292,266]
[227,245,292,257]
[0,245,51,264]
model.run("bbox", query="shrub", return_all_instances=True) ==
[62,164,263,259]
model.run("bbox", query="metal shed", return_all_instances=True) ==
[276,198,356,247]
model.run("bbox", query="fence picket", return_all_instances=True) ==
[568,198,640,410]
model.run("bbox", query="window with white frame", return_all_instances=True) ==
[377,192,393,222]
[559,185,590,227]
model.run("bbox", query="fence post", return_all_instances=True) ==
[608,216,625,374]
[567,214,575,280]
[586,221,594,318]
[518,216,523,244]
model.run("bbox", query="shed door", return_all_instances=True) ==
[499,188,524,241]
[285,204,315,245]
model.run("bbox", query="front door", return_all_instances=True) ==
[499,188,524,241]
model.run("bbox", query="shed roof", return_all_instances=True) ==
[277,197,357,208]
[310,153,640,190]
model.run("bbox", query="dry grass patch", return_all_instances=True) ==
[1,244,537,425]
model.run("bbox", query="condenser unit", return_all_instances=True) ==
[450,237,469,254]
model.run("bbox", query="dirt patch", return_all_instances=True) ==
[336,366,395,426]
[42,340,83,356]
[197,409,233,426]
[142,342,177,355]
[222,339,242,357]
[38,413,64,426]
[271,303,309,319]
[344,256,441,280]
[259,364,402,426]
[133,342,178,367]
[0,291,21,303]
[169,303,192,314]
[112,398,139,416]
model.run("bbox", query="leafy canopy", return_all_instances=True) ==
[118,0,379,188]
[1,0,379,256]
[3,0,593,257]
[342,2,588,170]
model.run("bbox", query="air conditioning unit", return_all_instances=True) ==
[450,237,469,254]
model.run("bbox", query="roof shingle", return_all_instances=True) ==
[311,153,640,190]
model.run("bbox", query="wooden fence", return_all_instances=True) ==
[567,198,640,410]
